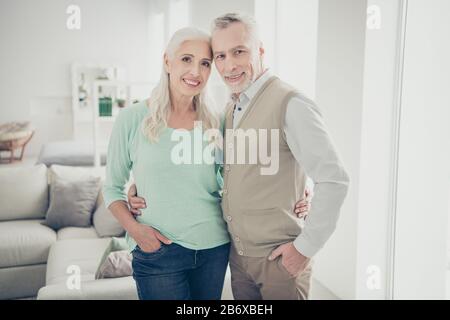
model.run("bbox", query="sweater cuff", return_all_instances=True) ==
[102,190,127,209]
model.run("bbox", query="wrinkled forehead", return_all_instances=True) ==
[211,23,252,53]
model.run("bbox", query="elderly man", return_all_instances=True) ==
[209,13,349,300]
[128,12,349,300]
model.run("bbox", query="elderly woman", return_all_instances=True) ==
[103,27,229,300]
[104,27,309,300]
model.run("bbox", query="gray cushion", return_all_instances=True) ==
[57,226,99,240]
[43,176,101,230]
[95,237,130,279]
[0,220,56,268]
[95,251,132,279]
[93,193,125,237]
[48,164,106,213]
[48,164,106,186]
[0,164,48,221]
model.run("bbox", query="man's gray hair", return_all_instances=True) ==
[211,12,260,48]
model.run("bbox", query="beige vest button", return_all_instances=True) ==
[234,236,240,242]
[225,165,231,171]
[227,215,232,221]
[223,189,228,194]
[238,251,244,256]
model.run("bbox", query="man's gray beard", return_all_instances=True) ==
[228,77,253,94]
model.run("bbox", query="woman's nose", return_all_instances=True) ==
[189,64,201,77]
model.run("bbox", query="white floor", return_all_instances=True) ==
[310,279,339,300]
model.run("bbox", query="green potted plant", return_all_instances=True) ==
[116,98,126,108]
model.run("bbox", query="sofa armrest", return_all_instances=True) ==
[37,276,137,300]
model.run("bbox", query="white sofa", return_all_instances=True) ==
[0,164,232,300]
[0,165,55,299]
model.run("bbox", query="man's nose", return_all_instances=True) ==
[224,57,237,73]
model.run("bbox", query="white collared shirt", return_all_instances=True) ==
[229,70,349,258]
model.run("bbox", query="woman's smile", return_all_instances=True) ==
[182,78,201,88]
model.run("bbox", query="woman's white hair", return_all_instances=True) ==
[142,27,219,143]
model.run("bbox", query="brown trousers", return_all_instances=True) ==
[229,246,313,300]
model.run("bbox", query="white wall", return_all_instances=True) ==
[313,0,450,300]
[275,0,318,100]
[255,0,318,100]
[313,0,368,299]
[393,0,450,299]
[0,0,152,156]
[355,0,402,299]
[189,0,254,32]
[254,0,277,74]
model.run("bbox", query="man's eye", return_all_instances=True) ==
[235,50,244,55]
[215,54,224,60]
[182,57,191,63]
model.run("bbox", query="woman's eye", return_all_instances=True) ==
[182,56,191,63]
[202,61,211,68]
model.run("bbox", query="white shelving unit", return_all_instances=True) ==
[71,62,155,167]
[91,80,155,167]
[71,63,127,142]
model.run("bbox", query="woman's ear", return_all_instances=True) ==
[163,53,170,74]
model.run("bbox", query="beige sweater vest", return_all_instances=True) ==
[221,76,307,257]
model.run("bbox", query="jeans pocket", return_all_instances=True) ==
[133,244,166,260]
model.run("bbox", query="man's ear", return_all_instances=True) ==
[259,44,265,58]
[163,53,170,73]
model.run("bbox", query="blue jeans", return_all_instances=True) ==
[131,242,230,300]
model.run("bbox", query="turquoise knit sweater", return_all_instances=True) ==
[102,101,230,251]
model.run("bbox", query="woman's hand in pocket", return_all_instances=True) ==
[130,223,172,253]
